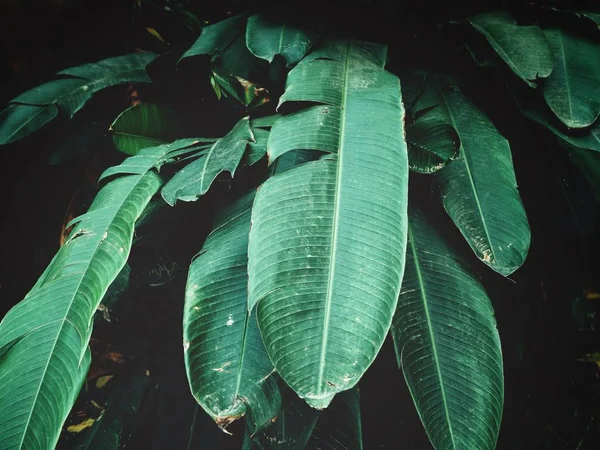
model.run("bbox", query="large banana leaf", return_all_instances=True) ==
[415,75,530,276]
[0,52,157,144]
[184,192,280,432]
[469,11,553,87]
[248,39,408,408]
[406,114,459,174]
[246,14,316,66]
[0,145,185,448]
[391,210,503,450]
[161,117,254,205]
[542,28,600,128]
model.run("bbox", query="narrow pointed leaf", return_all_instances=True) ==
[406,114,459,174]
[110,104,179,156]
[416,75,530,276]
[0,160,164,449]
[184,193,280,431]
[161,117,254,205]
[391,210,503,450]
[249,39,408,409]
[542,28,600,128]
[246,14,316,65]
[469,11,553,87]
[307,388,363,449]
[0,104,58,145]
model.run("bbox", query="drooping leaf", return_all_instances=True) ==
[415,75,530,276]
[469,11,553,87]
[211,70,270,108]
[161,117,254,205]
[184,192,280,431]
[0,104,58,145]
[0,148,168,449]
[307,388,363,450]
[391,209,504,450]
[110,104,179,156]
[72,369,152,449]
[250,383,319,450]
[406,113,460,174]
[246,14,316,65]
[542,28,600,128]
[248,39,409,408]
[0,52,157,144]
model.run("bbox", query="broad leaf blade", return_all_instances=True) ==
[469,11,553,87]
[542,28,600,128]
[246,14,316,65]
[184,193,280,431]
[416,75,530,276]
[391,210,503,450]
[161,117,254,205]
[0,167,163,449]
[249,39,409,408]
[110,104,179,156]
[180,14,248,61]
[0,104,58,145]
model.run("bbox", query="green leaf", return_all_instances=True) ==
[250,114,281,129]
[110,104,179,156]
[0,152,165,448]
[245,128,269,165]
[397,70,427,111]
[567,145,600,204]
[246,14,316,65]
[184,192,280,432]
[406,113,460,174]
[307,388,363,450]
[180,13,248,62]
[248,39,408,408]
[0,104,58,145]
[415,75,530,276]
[542,28,600,128]
[0,52,157,144]
[161,117,254,205]
[73,369,152,449]
[469,11,553,87]
[391,210,503,450]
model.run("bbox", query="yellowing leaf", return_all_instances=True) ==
[146,27,166,44]
[96,375,114,389]
[67,418,95,433]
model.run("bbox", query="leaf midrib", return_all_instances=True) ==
[408,224,457,449]
[316,40,351,396]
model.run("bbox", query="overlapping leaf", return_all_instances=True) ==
[542,28,600,128]
[392,210,503,450]
[415,75,530,276]
[161,117,254,205]
[469,11,553,87]
[0,145,174,449]
[248,39,408,408]
[184,192,280,432]
[406,113,459,174]
[0,52,157,144]
[246,14,316,65]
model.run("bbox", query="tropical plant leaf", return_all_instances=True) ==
[72,368,152,449]
[307,388,362,450]
[248,39,409,408]
[415,75,530,276]
[246,14,316,65]
[110,104,179,156]
[0,104,58,145]
[406,114,460,174]
[161,117,254,205]
[245,128,269,165]
[184,192,280,431]
[0,148,167,448]
[0,52,157,144]
[469,11,553,87]
[567,145,600,204]
[391,209,504,450]
[542,28,600,128]
[397,70,426,111]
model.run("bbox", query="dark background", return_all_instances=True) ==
[1,0,600,448]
